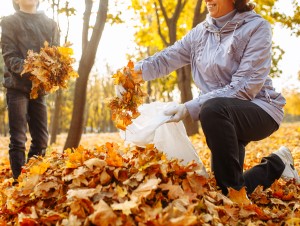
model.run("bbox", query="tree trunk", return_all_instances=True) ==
[50,89,62,144]
[0,115,2,136]
[64,0,108,149]
[146,81,152,103]
[145,47,152,103]
[176,66,199,135]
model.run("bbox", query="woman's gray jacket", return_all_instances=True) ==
[137,11,285,125]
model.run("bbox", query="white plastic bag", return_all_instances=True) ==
[119,102,172,146]
[119,102,207,176]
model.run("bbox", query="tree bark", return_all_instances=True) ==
[176,66,199,135]
[193,0,207,27]
[146,81,152,103]
[64,0,108,149]
[50,89,62,144]
[49,0,74,144]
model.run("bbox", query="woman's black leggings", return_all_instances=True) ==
[199,97,285,194]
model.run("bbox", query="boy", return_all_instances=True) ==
[1,0,59,182]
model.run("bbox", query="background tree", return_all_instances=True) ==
[48,0,76,144]
[282,89,300,122]
[272,0,300,36]
[84,72,116,133]
[64,0,108,149]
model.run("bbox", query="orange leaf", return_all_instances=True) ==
[127,60,134,69]
[227,187,252,205]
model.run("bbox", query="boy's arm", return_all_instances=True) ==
[52,21,60,46]
[1,18,25,75]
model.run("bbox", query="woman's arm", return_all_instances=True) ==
[137,30,194,81]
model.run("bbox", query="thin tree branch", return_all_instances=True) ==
[154,2,169,46]
[83,0,108,65]
[193,0,207,28]
[157,0,170,27]
[172,0,183,22]
[82,0,93,52]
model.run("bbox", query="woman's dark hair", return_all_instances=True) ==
[12,0,40,11]
[234,0,255,13]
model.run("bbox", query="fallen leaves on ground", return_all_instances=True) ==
[0,144,299,224]
[0,123,299,225]
[21,41,78,99]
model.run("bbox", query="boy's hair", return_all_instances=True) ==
[12,0,40,11]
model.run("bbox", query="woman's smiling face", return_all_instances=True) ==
[205,0,235,18]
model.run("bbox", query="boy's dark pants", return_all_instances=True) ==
[199,97,285,195]
[6,89,48,179]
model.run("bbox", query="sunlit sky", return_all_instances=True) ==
[1,0,300,92]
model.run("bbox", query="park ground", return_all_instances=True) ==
[1,122,299,175]
[0,122,299,225]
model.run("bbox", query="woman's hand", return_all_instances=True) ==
[115,61,143,98]
[164,104,189,122]
[115,85,126,98]
[133,62,143,83]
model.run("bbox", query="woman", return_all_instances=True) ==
[134,0,299,194]
[1,0,59,182]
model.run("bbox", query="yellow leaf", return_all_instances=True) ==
[30,162,50,175]
[111,200,138,215]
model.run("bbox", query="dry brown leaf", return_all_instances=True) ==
[228,187,252,205]
[131,178,161,203]
[89,200,117,225]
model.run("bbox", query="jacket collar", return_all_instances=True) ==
[204,10,260,33]
[15,10,45,18]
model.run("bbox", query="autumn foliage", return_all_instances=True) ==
[0,123,300,225]
[21,41,78,99]
[108,61,147,130]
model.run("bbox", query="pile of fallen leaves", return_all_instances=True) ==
[0,142,299,225]
[108,61,147,130]
[21,41,78,99]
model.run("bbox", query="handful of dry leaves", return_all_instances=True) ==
[108,60,147,130]
[21,41,78,99]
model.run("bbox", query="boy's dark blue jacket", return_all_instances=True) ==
[1,10,60,93]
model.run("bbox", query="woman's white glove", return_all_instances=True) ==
[115,85,126,98]
[134,62,143,73]
[164,104,189,123]
[115,62,143,98]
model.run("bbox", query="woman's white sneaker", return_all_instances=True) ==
[273,146,300,184]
